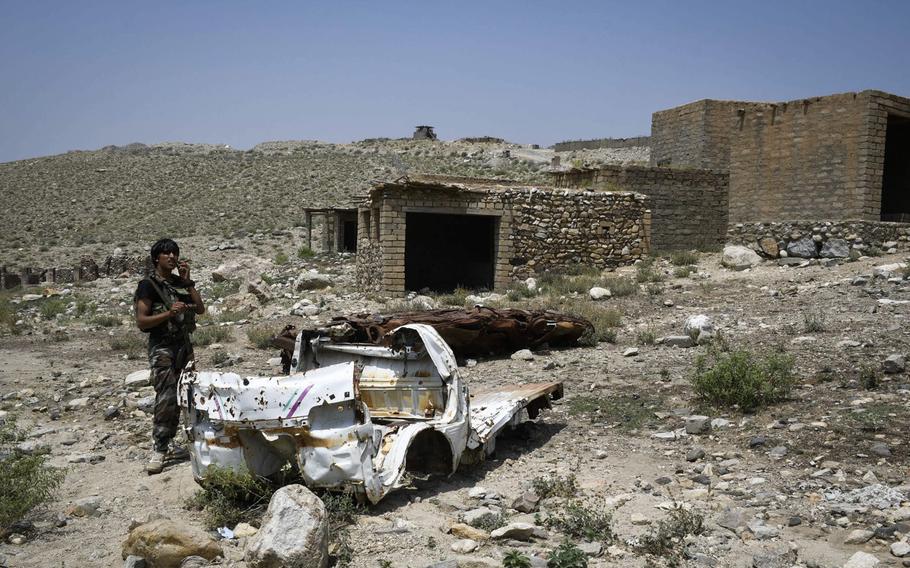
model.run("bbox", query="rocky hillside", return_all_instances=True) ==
[0,139,648,251]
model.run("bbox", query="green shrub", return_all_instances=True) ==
[503,550,532,568]
[39,298,67,320]
[210,350,230,366]
[90,314,121,327]
[636,506,705,560]
[74,296,95,317]
[297,246,315,259]
[566,394,660,431]
[215,309,248,323]
[246,326,275,349]
[194,326,232,346]
[637,328,657,345]
[541,500,614,542]
[507,283,535,301]
[673,266,695,278]
[532,473,578,499]
[110,333,147,360]
[565,302,620,346]
[185,467,276,529]
[635,259,665,283]
[547,541,587,568]
[468,511,508,532]
[860,365,880,390]
[691,347,795,412]
[210,279,240,299]
[0,416,66,533]
[802,310,827,333]
[273,252,289,265]
[0,295,20,334]
[436,287,469,307]
[601,277,637,297]
[668,250,698,267]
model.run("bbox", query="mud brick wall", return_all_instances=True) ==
[728,220,910,255]
[552,136,651,152]
[728,91,910,223]
[551,166,728,250]
[650,100,757,170]
[356,183,651,294]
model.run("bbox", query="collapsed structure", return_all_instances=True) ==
[355,176,651,294]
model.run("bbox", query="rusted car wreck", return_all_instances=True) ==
[179,324,563,504]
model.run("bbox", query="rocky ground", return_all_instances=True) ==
[1,239,910,568]
[0,139,647,257]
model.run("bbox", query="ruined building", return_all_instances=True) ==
[356,176,650,294]
[554,90,910,252]
[412,126,437,140]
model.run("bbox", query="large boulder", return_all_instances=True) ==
[722,246,762,270]
[245,485,328,568]
[786,237,818,258]
[757,237,779,258]
[683,314,714,343]
[295,271,333,291]
[122,519,222,568]
[820,238,850,258]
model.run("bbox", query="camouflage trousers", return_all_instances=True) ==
[148,341,194,452]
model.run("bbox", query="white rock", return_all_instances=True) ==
[722,245,762,270]
[843,551,880,568]
[451,539,479,553]
[245,485,328,568]
[124,370,150,389]
[510,349,534,361]
[891,541,910,557]
[589,287,611,301]
[524,278,538,292]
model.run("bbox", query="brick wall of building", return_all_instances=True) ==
[551,165,728,250]
[650,100,757,170]
[552,136,651,152]
[355,181,651,294]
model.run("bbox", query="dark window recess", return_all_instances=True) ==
[342,220,358,252]
[881,114,910,222]
[405,212,497,292]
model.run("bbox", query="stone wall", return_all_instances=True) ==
[552,136,651,152]
[727,220,910,258]
[550,166,729,250]
[0,254,148,290]
[356,181,651,294]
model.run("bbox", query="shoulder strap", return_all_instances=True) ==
[146,277,173,309]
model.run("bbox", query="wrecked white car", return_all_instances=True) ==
[179,324,563,504]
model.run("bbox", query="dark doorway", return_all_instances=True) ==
[881,114,910,221]
[342,220,358,252]
[405,212,497,292]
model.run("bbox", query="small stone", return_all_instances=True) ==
[787,237,818,258]
[511,491,540,513]
[871,443,892,458]
[124,555,147,568]
[8,533,26,545]
[490,522,540,541]
[510,349,534,361]
[66,495,102,517]
[686,448,706,462]
[622,347,639,357]
[577,542,602,557]
[468,487,487,499]
[787,516,801,527]
[843,551,880,568]
[660,335,695,348]
[233,522,258,538]
[589,287,611,301]
[845,529,875,544]
[685,416,711,435]
[769,446,788,459]
[65,397,90,410]
[451,539,479,553]
[893,541,910,558]
[749,435,767,448]
[449,523,489,541]
[630,513,650,525]
[883,354,906,374]
[751,546,796,568]
[104,406,120,420]
[747,520,779,540]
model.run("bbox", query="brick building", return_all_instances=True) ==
[356,176,651,294]
[650,90,910,224]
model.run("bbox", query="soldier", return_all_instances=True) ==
[134,238,205,474]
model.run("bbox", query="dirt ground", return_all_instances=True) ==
[1,241,909,568]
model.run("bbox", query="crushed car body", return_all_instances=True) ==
[179,324,563,503]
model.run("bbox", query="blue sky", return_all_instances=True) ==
[1,1,908,162]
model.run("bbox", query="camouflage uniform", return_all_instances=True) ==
[136,275,196,452]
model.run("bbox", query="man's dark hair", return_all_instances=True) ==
[150,238,180,265]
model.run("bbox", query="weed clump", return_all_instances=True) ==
[246,326,276,349]
[468,511,507,532]
[90,314,121,327]
[273,252,289,265]
[0,416,66,534]
[636,506,705,563]
[601,276,637,297]
[0,294,20,333]
[297,246,315,259]
[39,298,67,320]
[691,347,795,412]
[503,550,532,568]
[209,279,240,299]
[185,467,276,529]
[667,250,698,267]
[540,500,614,543]
[546,541,587,568]
[194,326,232,346]
[802,310,827,333]
[531,473,578,499]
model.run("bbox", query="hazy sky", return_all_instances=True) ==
[2,1,909,163]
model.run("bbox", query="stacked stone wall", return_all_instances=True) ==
[355,184,650,294]
[727,220,910,257]
[0,254,148,290]
[552,137,651,152]
[551,166,728,250]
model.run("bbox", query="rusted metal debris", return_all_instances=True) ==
[180,324,564,504]
[272,307,594,361]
